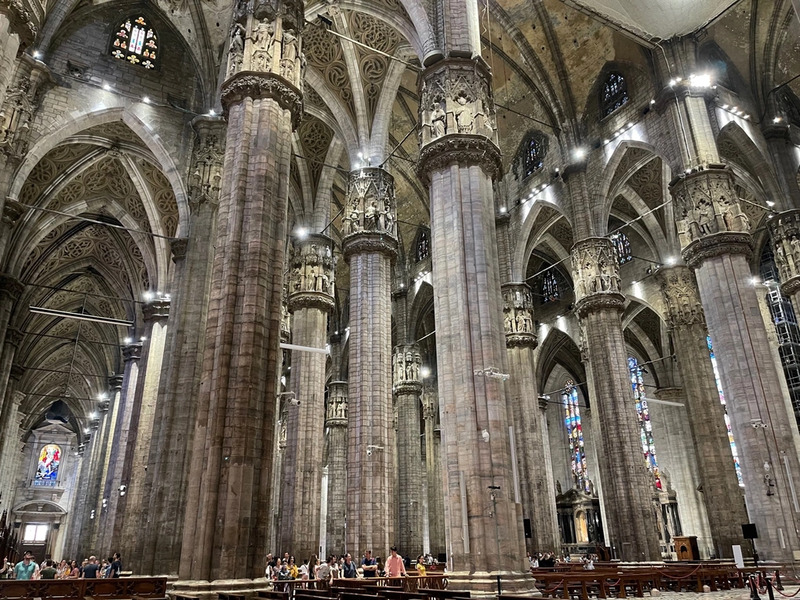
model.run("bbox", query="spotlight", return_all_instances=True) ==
[689,73,712,88]
[142,96,151,104]
[123,337,133,344]
[33,50,42,59]
[572,147,587,161]
[499,206,507,214]
[295,226,309,239]
[103,84,112,91]
[143,290,154,301]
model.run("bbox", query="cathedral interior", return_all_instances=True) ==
[2,0,800,587]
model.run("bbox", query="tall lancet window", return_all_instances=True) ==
[541,270,560,303]
[111,16,159,69]
[612,232,632,264]
[628,357,661,489]
[563,381,589,492]
[601,72,629,117]
[707,336,744,485]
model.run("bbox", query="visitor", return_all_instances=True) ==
[329,556,340,580]
[316,556,332,583]
[415,555,426,576]
[14,552,39,580]
[109,554,122,578]
[56,559,69,579]
[583,554,595,571]
[361,550,377,577]
[0,558,11,579]
[40,554,52,570]
[385,547,407,577]
[299,558,310,581]
[342,554,357,578]
[40,560,58,579]
[82,556,101,578]
[288,557,298,579]
[67,560,80,578]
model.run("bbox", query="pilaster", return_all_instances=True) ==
[343,166,397,557]
[421,386,445,559]
[279,234,335,560]
[325,381,348,554]
[393,344,424,558]
[571,237,661,561]
[659,266,746,557]
[501,282,559,554]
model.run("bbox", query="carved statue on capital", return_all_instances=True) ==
[671,168,751,250]
[0,56,51,159]
[421,388,438,422]
[342,168,397,240]
[326,381,348,424]
[2,198,25,226]
[571,238,623,313]
[188,118,225,208]
[658,266,705,329]
[142,298,171,322]
[280,284,291,343]
[393,345,422,391]
[287,234,335,311]
[768,209,800,296]
[501,283,536,347]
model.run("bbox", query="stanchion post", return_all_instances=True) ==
[750,574,762,600]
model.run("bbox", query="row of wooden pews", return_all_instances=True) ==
[254,575,459,600]
[0,576,168,600]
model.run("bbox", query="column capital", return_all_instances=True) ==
[326,380,348,426]
[416,58,501,183]
[287,233,335,312]
[538,396,549,411]
[142,299,170,322]
[670,167,754,267]
[501,282,537,348]
[570,238,624,316]
[768,209,800,297]
[342,168,398,259]
[658,265,706,328]
[170,238,189,262]
[0,273,24,301]
[122,343,143,362]
[393,344,423,392]
[108,374,123,391]
[3,198,25,226]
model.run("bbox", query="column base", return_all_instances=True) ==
[445,571,539,597]
[169,578,273,600]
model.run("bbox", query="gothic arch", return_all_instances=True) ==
[515,200,573,283]
[535,326,585,399]
[717,121,784,205]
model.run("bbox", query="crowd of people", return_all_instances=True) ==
[529,551,597,570]
[0,551,122,580]
[265,549,442,585]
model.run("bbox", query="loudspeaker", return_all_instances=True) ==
[524,518,532,539]
[742,523,758,539]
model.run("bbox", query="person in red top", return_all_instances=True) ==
[384,547,407,578]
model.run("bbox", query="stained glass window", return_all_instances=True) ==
[35,444,61,481]
[612,232,632,265]
[628,357,661,489]
[707,336,744,485]
[601,72,629,117]
[541,270,560,303]
[111,16,158,69]
[563,381,589,492]
[415,229,430,262]
[523,136,544,178]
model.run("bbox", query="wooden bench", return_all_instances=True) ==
[257,591,288,600]
[0,577,168,600]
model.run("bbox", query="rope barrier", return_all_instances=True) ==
[656,565,703,580]
[540,579,565,595]
[773,585,800,597]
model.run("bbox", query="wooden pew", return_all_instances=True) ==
[0,577,168,600]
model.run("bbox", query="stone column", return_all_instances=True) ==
[501,282,559,554]
[138,117,225,577]
[659,266,747,557]
[0,276,23,416]
[422,386,445,560]
[179,0,304,580]
[0,363,24,504]
[768,210,800,317]
[0,327,22,447]
[279,234,335,559]
[673,167,800,561]
[393,345,424,558]
[571,238,661,561]
[95,375,123,554]
[417,58,528,581]
[325,381,348,554]
[343,167,397,557]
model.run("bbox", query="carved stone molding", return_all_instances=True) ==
[220,72,303,128]
[658,266,705,328]
[9,363,24,381]
[142,299,171,322]
[326,380,348,426]
[342,167,397,238]
[188,117,226,208]
[108,374,124,391]
[0,273,24,301]
[538,396,549,411]
[6,328,23,347]
[280,288,291,343]
[122,343,143,362]
[670,167,751,250]
[768,209,800,297]
[170,238,188,263]
[682,231,753,269]
[570,238,624,316]
[3,198,24,226]
[0,0,38,45]
[416,135,503,184]
[393,344,422,392]
[288,234,335,312]
[0,56,52,159]
[421,389,438,421]
[501,282,537,348]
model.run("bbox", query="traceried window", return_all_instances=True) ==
[111,16,158,69]
[612,232,632,264]
[523,135,544,178]
[563,381,589,492]
[601,72,629,117]
[23,524,48,542]
[35,444,61,483]
[707,336,744,485]
[541,270,560,303]
[628,357,661,490]
[415,228,430,262]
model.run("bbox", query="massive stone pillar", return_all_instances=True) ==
[501,283,559,554]
[673,167,800,561]
[279,234,335,560]
[139,117,225,577]
[0,326,22,452]
[0,360,23,504]
[95,375,123,554]
[393,345,424,558]
[0,276,23,414]
[422,386,445,560]
[343,167,397,556]
[417,58,528,580]
[659,266,747,557]
[325,381,348,554]
[571,238,661,561]
[179,0,304,580]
